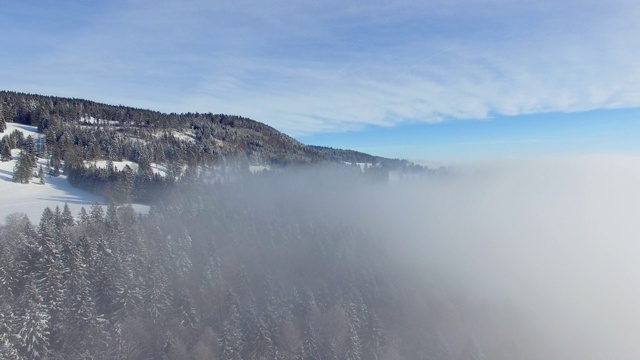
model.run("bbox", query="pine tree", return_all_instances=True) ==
[61,203,75,227]
[0,246,18,300]
[173,227,193,282]
[38,165,45,185]
[36,207,66,350]
[78,207,90,225]
[175,289,198,329]
[220,305,244,360]
[251,313,276,360]
[0,140,10,161]
[10,129,23,150]
[16,274,50,359]
[50,148,61,176]
[90,202,105,224]
[0,105,6,133]
[13,150,32,183]
[0,304,19,360]
[21,135,37,168]
[144,262,170,323]
[343,324,362,360]
[302,324,321,360]
[362,311,385,360]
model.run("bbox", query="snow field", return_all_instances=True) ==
[0,123,149,223]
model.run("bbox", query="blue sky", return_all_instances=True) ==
[1,0,639,161]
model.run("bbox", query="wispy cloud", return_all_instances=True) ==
[1,0,639,135]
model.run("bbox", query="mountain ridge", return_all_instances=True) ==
[0,90,410,168]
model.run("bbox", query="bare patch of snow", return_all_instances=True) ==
[84,160,167,176]
[0,143,149,223]
[0,158,103,222]
[249,165,270,173]
[1,122,40,138]
[85,160,138,171]
[79,116,119,126]
[150,163,167,176]
[170,130,196,142]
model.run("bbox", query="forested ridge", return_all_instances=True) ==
[0,90,424,204]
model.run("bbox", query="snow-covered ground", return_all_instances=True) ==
[85,159,167,176]
[79,116,120,126]
[249,165,270,173]
[1,123,149,224]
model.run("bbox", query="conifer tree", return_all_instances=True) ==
[13,150,32,183]
[0,246,18,300]
[343,324,362,360]
[22,135,37,168]
[0,105,6,132]
[38,165,45,185]
[251,313,276,360]
[9,129,23,149]
[145,263,170,323]
[16,274,50,359]
[173,227,193,282]
[50,148,61,176]
[362,311,385,360]
[175,289,198,330]
[220,305,244,360]
[302,324,321,360]
[61,203,75,227]
[90,202,105,224]
[78,207,91,225]
[0,304,19,359]
[36,207,66,350]
[0,140,10,161]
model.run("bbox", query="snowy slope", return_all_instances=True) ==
[0,123,148,223]
[85,159,167,176]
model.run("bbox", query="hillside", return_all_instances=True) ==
[0,90,424,207]
[0,91,407,167]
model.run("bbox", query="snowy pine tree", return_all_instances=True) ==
[250,313,276,360]
[220,305,244,360]
[61,203,75,227]
[13,150,33,183]
[0,303,19,359]
[343,323,362,360]
[302,324,321,360]
[0,139,10,161]
[16,274,50,359]
[0,105,6,132]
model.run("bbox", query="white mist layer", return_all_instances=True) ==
[372,156,640,360]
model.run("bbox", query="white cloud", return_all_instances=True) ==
[2,0,639,135]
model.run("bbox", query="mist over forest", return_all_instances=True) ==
[0,91,638,359]
[2,154,639,359]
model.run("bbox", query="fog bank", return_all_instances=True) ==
[376,155,640,359]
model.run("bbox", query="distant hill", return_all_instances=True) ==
[0,91,408,167]
[0,90,423,203]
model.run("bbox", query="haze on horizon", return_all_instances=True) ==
[342,155,640,359]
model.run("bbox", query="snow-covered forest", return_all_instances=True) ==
[0,167,544,359]
[3,91,638,359]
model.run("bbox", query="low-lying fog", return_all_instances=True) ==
[373,155,640,359]
[4,154,636,358]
